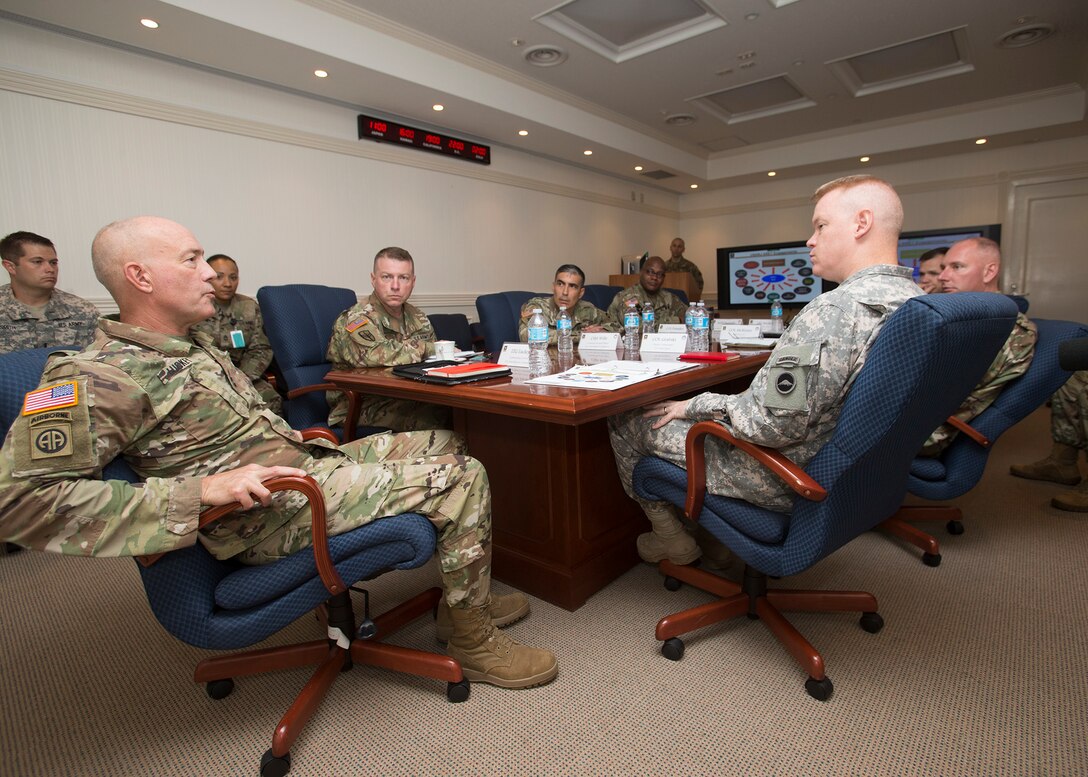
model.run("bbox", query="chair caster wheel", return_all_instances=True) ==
[357,619,377,639]
[859,612,884,633]
[922,552,941,567]
[661,638,685,661]
[946,520,964,535]
[663,576,681,592]
[805,676,833,701]
[260,749,291,777]
[205,678,234,700]
[447,680,471,703]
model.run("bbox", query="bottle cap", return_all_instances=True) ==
[533,308,542,313]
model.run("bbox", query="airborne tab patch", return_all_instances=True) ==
[22,381,79,415]
[345,316,370,333]
[157,358,193,384]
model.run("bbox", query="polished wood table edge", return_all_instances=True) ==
[326,353,768,426]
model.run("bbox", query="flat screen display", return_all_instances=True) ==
[716,241,829,308]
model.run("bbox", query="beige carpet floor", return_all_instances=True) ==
[1,408,1086,776]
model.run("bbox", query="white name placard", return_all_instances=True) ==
[497,342,530,367]
[723,324,762,340]
[657,323,687,334]
[578,332,620,351]
[641,332,688,353]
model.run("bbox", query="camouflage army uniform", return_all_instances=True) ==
[189,293,282,414]
[0,284,100,355]
[325,293,451,432]
[609,264,922,512]
[1050,371,1088,450]
[921,311,1037,456]
[605,284,687,330]
[0,319,491,607]
[662,256,705,293]
[518,297,607,344]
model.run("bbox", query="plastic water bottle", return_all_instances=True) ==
[641,301,655,335]
[684,301,696,352]
[527,308,550,376]
[769,298,784,334]
[693,301,710,351]
[557,306,573,357]
[623,299,641,353]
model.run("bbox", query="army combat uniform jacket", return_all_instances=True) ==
[325,294,450,432]
[605,284,688,330]
[0,284,100,355]
[189,294,282,413]
[661,257,705,293]
[609,264,922,512]
[0,319,491,602]
[518,297,607,344]
[921,311,1037,456]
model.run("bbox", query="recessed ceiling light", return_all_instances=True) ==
[690,184,699,189]
[140,18,159,29]
[518,129,529,136]
[314,69,328,78]
[767,171,776,177]
[583,150,593,156]
[859,156,870,163]
[745,13,760,21]
[634,165,644,171]
[432,104,444,112]
[975,138,988,145]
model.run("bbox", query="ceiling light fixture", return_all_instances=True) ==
[975,138,988,145]
[690,184,699,189]
[518,130,529,136]
[859,156,870,163]
[583,150,593,156]
[767,171,776,177]
[314,69,328,78]
[140,18,159,29]
[634,165,644,171]
[745,13,760,21]
[432,104,444,112]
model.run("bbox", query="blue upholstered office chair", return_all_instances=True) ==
[631,293,1018,700]
[880,315,1088,564]
[0,347,467,777]
[474,290,541,354]
[427,312,475,351]
[257,284,385,440]
[580,284,623,310]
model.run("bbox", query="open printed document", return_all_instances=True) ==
[525,359,697,391]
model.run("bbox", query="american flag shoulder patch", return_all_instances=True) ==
[345,316,370,333]
[22,381,79,415]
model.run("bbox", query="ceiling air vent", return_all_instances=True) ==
[524,44,568,67]
[996,23,1056,49]
[664,113,697,126]
[640,169,676,180]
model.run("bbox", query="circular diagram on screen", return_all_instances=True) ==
[734,257,816,301]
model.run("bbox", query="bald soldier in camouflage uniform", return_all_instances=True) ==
[609,176,921,566]
[190,254,282,414]
[0,217,556,690]
[1,231,100,354]
[1011,371,1088,511]
[920,237,1037,456]
[519,263,608,344]
[606,255,687,330]
[326,247,450,432]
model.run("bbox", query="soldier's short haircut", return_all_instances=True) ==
[919,247,948,263]
[1,231,55,264]
[206,253,236,266]
[373,247,414,269]
[554,264,586,287]
[812,175,904,236]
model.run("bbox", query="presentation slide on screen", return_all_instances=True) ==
[725,246,819,305]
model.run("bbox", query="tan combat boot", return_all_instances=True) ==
[1010,443,1082,485]
[446,605,558,689]
[688,523,741,577]
[1051,480,1088,513]
[637,503,701,565]
[434,591,530,642]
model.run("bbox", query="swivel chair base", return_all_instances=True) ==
[193,586,467,777]
[654,560,883,702]
[880,505,965,567]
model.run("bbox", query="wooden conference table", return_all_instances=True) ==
[326,351,767,610]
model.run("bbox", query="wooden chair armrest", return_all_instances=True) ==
[684,421,827,521]
[300,427,339,444]
[138,475,347,596]
[945,415,990,447]
[286,382,340,400]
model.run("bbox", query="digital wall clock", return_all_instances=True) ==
[357,114,491,165]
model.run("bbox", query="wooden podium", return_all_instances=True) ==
[608,272,701,302]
